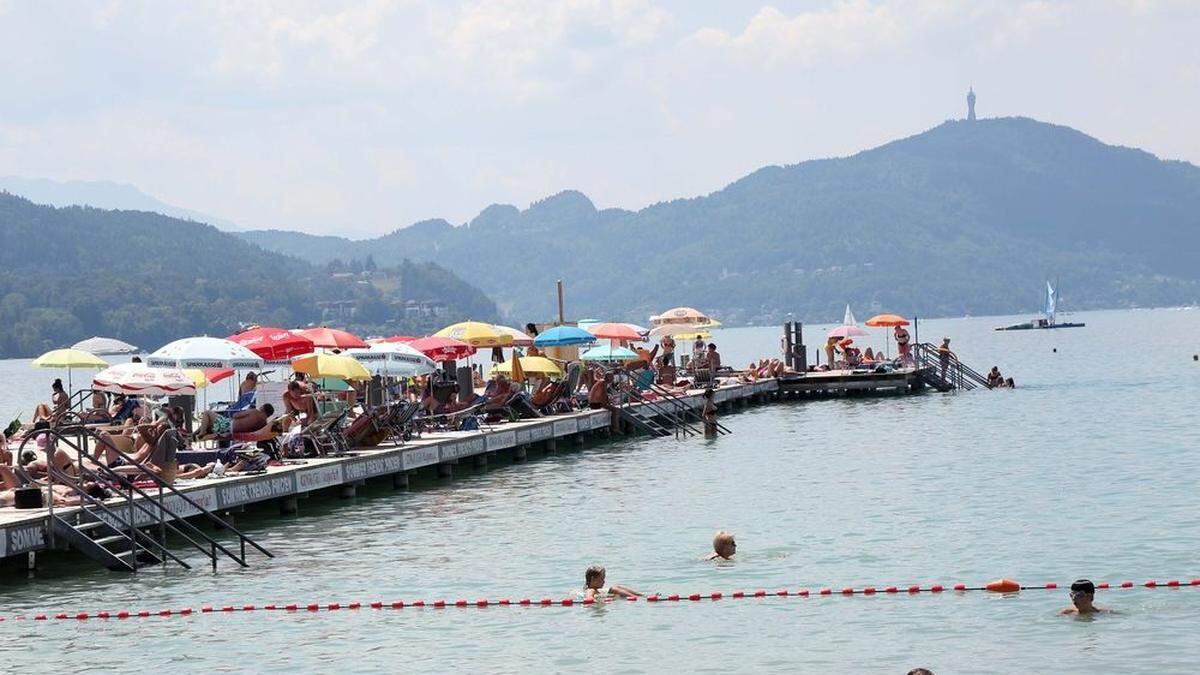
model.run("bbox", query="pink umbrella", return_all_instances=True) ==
[293,327,368,350]
[827,325,869,339]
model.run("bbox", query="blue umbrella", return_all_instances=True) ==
[581,345,638,362]
[533,325,597,347]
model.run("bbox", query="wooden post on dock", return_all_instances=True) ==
[783,321,806,371]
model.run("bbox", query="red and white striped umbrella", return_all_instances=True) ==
[93,363,197,396]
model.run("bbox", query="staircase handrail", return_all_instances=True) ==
[27,426,271,569]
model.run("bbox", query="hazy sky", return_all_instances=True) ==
[1,1,1197,237]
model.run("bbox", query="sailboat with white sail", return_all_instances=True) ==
[995,281,1085,331]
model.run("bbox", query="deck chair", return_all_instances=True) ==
[302,409,350,456]
[344,405,392,448]
[385,401,422,443]
[210,390,256,414]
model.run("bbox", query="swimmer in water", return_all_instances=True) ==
[583,565,641,601]
[1061,579,1108,615]
[705,530,736,561]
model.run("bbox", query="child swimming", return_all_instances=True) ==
[583,565,642,601]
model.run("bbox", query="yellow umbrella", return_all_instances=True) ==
[673,331,712,340]
[291,353,372,381]
[490,356,562,378]
[435,321,514,348]
[184,369,211,389]
[32,348,109,393]
[509,348,526,384]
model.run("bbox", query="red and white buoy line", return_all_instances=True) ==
[7,578,1199,622]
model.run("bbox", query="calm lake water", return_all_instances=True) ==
[2,308,1199,673]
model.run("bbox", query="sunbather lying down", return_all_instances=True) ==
[0,465,110,507]
[195,405,276,438]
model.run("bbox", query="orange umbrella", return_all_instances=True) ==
[864,314,909,359]
[586,322,644,341]
[865,314,910,327]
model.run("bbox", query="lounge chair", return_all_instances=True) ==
[210,390,256,414]
[301,409,350,456]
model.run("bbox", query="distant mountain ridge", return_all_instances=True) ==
[239,116,1200,324]
[0,193,497,358]
[0,176,240,231]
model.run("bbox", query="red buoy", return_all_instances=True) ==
[1044,583,1057,590]
[985,579,1020,593]
[907,585,920,593]
[930,585,945,593]
[841,587,854,595]
[1121,581,1133,588]
[819,588,832,596]
[953,584,966,591]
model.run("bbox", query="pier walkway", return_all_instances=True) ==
[0,366,934,568]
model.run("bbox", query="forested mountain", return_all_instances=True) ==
[0,194,497,358]
[241,117,1200,324]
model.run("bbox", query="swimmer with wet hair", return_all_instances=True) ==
[1061,579,1109,615]
[705,531,736,560]
[583,565,641,601]
[907,669,935,675]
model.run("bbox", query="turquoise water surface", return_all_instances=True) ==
[1,308,1199,673]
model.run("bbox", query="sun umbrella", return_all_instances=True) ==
[408,336,476,362]
[70,336,139,355]
[204,368,235,385]
[348,343,438,377]
[827,325,869,339]
[865,314,910,327]
[184,369,211,389]
[864,314,910,358]
[147,337,265,369]
[435,321,513,348]
[576,319,601,331]
[581,345,639,362]
[533,325,597,347]
[93,363,196,396]
[293,327,368,350]
[492,325,534,347]
[509,349,526,384]
[648,322,720,339]
[585,322,644,342]
[490,356,562,378]
[32,348,110,393]
[650,307,713,326]
[314,377,352,392]
[229,326,315,361]
[291,353,371,381]
[673,331,712,341]
[370,335,418,344]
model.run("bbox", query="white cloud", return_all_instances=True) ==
[682,1,1074,68]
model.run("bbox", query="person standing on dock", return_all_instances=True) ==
[824,336,839,370]
[702,388,718,437]
[938,338,955,381]
[894,325,911,363]
[706,343,722,373]
[660,334,675,368]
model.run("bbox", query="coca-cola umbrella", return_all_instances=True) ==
[407,336,476,363]
[93,362,197,396]
[228,326,315,362]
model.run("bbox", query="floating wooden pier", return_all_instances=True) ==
[1,355,968,570]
